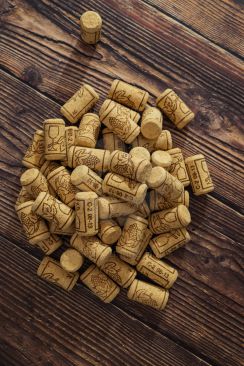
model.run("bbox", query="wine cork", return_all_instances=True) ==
[150,190,189,212]
[99,100,140,143]
[47,166,76,207]
[120,228,152,266]
[102,128,126,152]
[168,148,190,187]
[136,199,150,218]
[147,166,184,201]
[116,214,148,259]
[149,205,191,234]
[80,265,120,303]
[137,252,178,289]
[70,233,112,267]
[37,256,79,291]
[141,107,163,140]
[62,126,78,166]
[109,150,152,183]
[80,11,102,44]
[68,146,110,172]
[102,173,147,206]
[101,99,140,123]
[185,154,214,195]
[44,119,66,160]
[151,151,172,170]
[132,130,172,152]
[32,192,75,231]
[156,89,195,129]
[60,248,84,273]
[101,254,137,288]
[37,234,63,255]
[75,192,99,236]
[98,196,137,219]
[71,165,103,196]
[98,219,122,245]
[16,201,50,244]
[127,279,169,310]
[40,160,60,177]
[15,187,32,209]
[22,130,45,169]
[61,84,99,124]
[130,147,151,161]
[49,220,75,236]
[108,79,149,112]
[20,168,49,199]
[150,228,191,258]
[76,113,100,148]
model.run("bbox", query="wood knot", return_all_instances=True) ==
[22,66,42,87]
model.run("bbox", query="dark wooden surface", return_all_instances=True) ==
[0,1,243,365]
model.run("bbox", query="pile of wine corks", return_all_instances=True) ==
[15,79,214,311]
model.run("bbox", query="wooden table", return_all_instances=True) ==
[0,1,243,365]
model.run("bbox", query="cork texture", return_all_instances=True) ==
[44,119,66,160]
[168,148,190,187]
[22,130,45,169]
[71,165,103,196]
[150,228,191,258]
[101,254,137,288]
[68,146,110,172]
[75,192,99,236]
[185,154,214,195]
[76,113,100,148]
[141,107,163,140]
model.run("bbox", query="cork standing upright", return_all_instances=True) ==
[22,130,45,169]
[168,148,190,187]
[76,113,101,148]
[102,128,126,152]
[47,166,76,208]
[20,168,49,199]
[75,192,99,236]
[62,126,78,166]
[141,107,163,140]
[80,11,102,44]
[44,119,66,160]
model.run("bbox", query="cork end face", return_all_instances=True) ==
[20,168,39,186]
[151,151,172,168]
[159,290,169,310]
[127,279,138,300]
[67,146,75,168]
[147,166,167,188]
[130,147,151,161]
[71,165,89,185]
[83,84,99,100]
[141,122,162,140]
[177,205,191,227]
[100,226,122,245]
[60,248,84,272]
[99,99,113,119]
[80,11,102,32]
[96,246,113,267]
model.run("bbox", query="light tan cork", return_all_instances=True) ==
[101,254,137,288]
[20,168,49,199]
[37,234,63,255]
[15,187,32,209]
[135,199,150,218]
[43,119,66,160]
[75,191,99,236]
[71,165,103,196]
[98,196,137,219]
[141,107,163,140]
[49,220,75,236]
[76,113,101,148]
[185,154,214,196]
[40,160,60,177]
[102,100,140,123]
[60,248,84,273]
[67,146,110,172]
[168,148,190,187]
[22,130,45,169]
[151,150,172,170]
[130,147,151,161]
[150,190,189,212]
[132,130,172,152]
[150,228,191,258]
[98,219,122,245]
[80,11,102,44]
[62,126,78,166]
[102,128,126,153]
[47,166,76,208]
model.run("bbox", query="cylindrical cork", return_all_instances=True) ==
[103,173,148,206]
[156,89,195,129]
[62,126,78,166]
[80,11,102,44]
[101,254,137,288]
[150,228,191,258]
[37,256,79,291]
[70,233,112,267]
[80,264,120,303]
[16,201,50,244]
[44,119,66,160]
[15,187,32,209]
[135,199,150,218]
[49,220,75,236]
[116,214,148,259]
[71,165,103,196]
[98,196,137,219]
[68,146,110,172]
[99,100,140,143]
[101,100,140,123]
[141,107,163,140]
[40,160,60,177]
[132,130,172,152]
[185,154,214,196]
[109,150,152,183]
[32,192,75,231]
[97,219,121,245]
[60,84,99,124]
[75,192,99,236]
[108,80,149,112]
[151,151,172,170]
[20,168,49,199]
[60,248,84,273]
[120,228,152,266]
[22,130,45,169]
[168,148,190,187]
[149,204,191,234]
[102,128,126,152]
[37,234,63,255]
[150,190,189,212]
[137,252,178,289]
[47,166,76,207]
[76,113,100,148]
[130,147,151,161]
[127,279,169,310]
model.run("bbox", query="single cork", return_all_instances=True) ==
[80,11,102,44]
[132,130,172,152]
[156,89,195,129]
[98,196,137,219]
[137,252,178,289]
[76,113,100,148]
[151,151,172,170]
[40,160,60,177]
[141,107,163,140]
[22,130,45,169]
[150,228,191,258]
[135,199,150,218]
[147,166,184,201]
[20,168,49,199]
[102,128,126,152]
[168,148,190,187]
[44,119,66,160]
[75,192,99,236]
[37,234,63,255]
[71,165,103,196]
[80,265,120,303]
[60,248,84,273]
[47,166,76,207]
[49,220,75,236]
[101,254,137,288]
[127,279,169,310]
[37,256,79,291]
[150,190,189,212]
[70,233,112,267]
[68,146,110,173]
[98,219,122,245]
[61,84,99,124]
[62,126,78,166]
[101,100,140,123]
[130,147,151,161]
[185,154,214,196]
[149,204,191,234]
[15,187,32,209]
[32,192,75,231]
[109,150,152,183]
[99,100,140,143]
[102,172,148,206]
[16,201,50,244]
[116,214,148,259]
[120,228,152,266]
[108,80,149,112]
